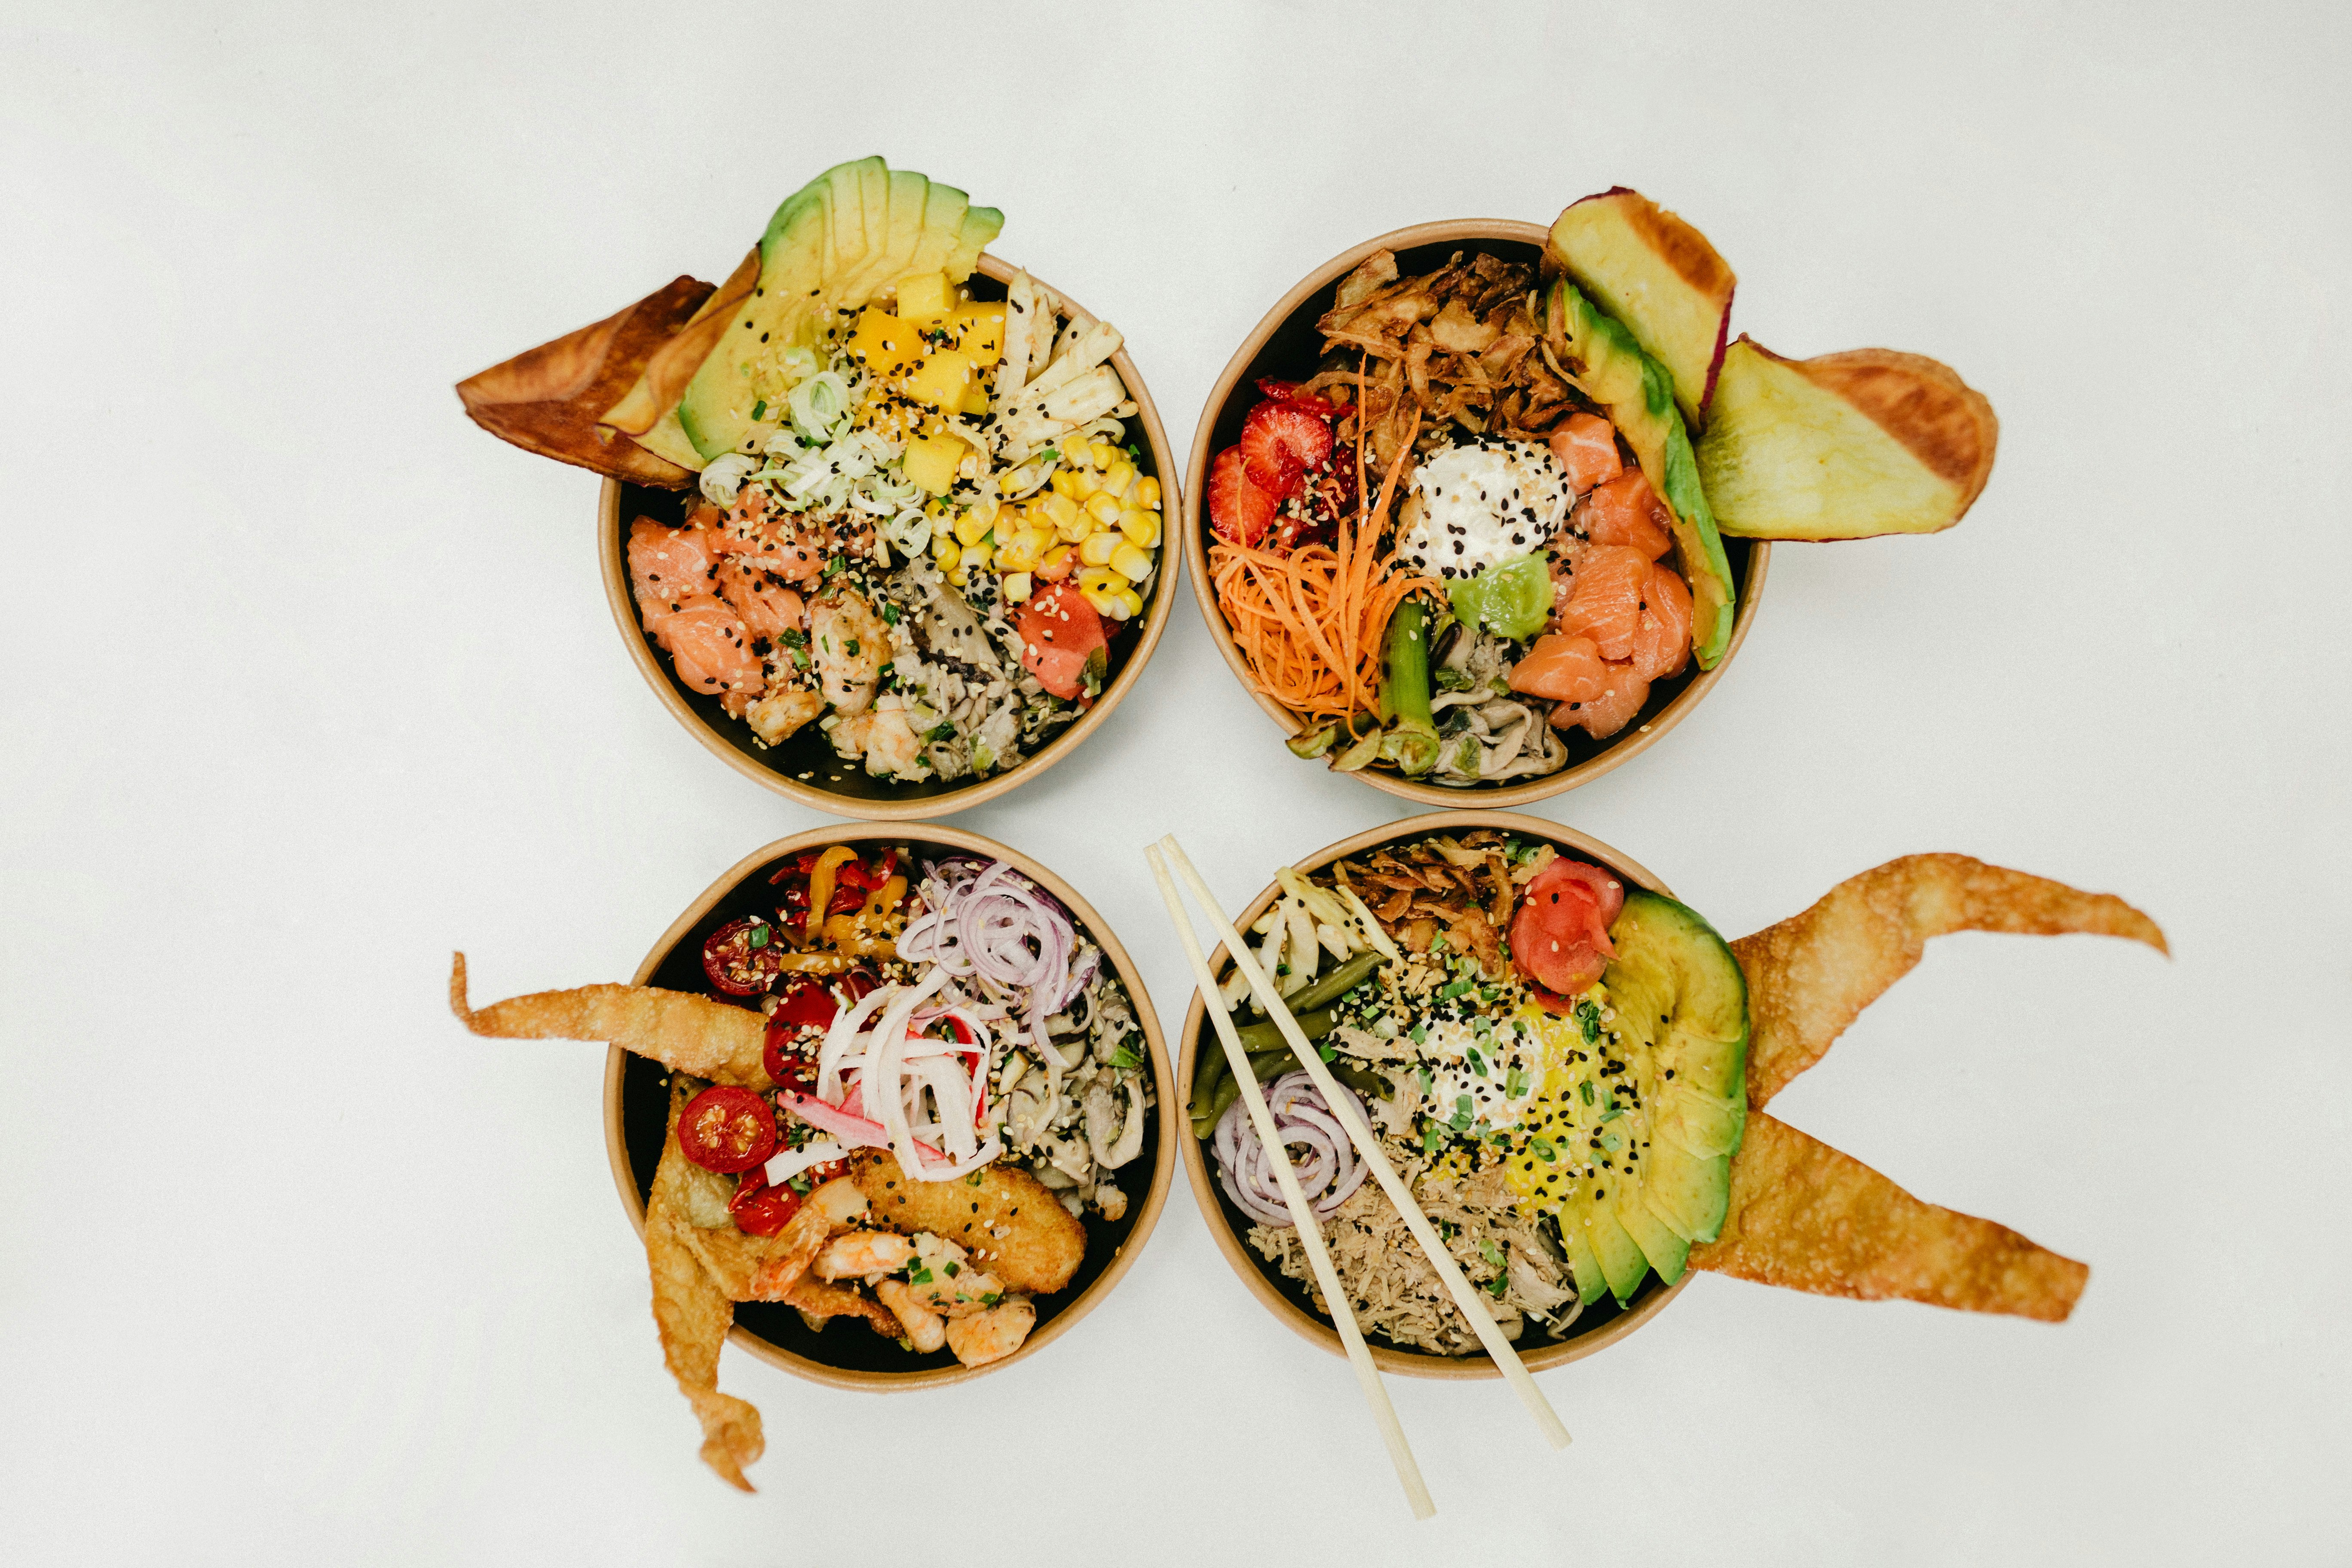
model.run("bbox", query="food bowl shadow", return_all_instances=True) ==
[604,823,1177,1391]
[1176,810,1691,1379]
[601,255,1184,820]
[1182,219,1768,810]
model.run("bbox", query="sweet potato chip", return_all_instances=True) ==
[646,1081,763,1489]
[447,952,770,1089]
[1731,855,2167,1110]
[1691,1111,2089,1321]
[455,274,714,487]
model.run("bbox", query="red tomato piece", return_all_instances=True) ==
[728,1171,801,1237]
[677,1086,778,1174]
[1510,857,1626,997]
[702,917,784,995]
[1014,583,1109,701]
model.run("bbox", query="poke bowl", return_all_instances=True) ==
[1185,216,1768,809]
[1178,811,1697,1378]
[602,252,1183,819]
[604,822,1176,1391]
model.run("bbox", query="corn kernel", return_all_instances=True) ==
[1001,571,1033,603]
[1109,541,1154,583]
[1120,507,1162,548]
[1078,531,1124,567]
[1050,469,1077,497]
[1084,492,1123,527]
[932,536,962,572]
[1072,468,1101,499]
[1137,475,1162,511]
[1037,543,1076,582]
[1062,439,1094,470]
[1042,492,1086,540]
[1111,587,1144,620]
[999,526,1053,573]
[1101,461,1136,502]
[955,507,994,547]
[1077,566,1124,595]
[964,538,994,573]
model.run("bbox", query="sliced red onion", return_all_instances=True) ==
[1210,1071,1373,1228]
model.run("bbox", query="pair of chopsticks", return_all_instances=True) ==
[1145,834,1571,1519]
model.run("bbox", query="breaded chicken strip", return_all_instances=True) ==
[853,1152,1085,1294]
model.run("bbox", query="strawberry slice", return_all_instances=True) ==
[1238,401,1333,498]
[1256,377,1343,417]
[1208,447,1279,547]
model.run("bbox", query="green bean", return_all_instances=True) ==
[1190,1037,1230,1108]
[1191,1072,1242,1139]
[1238,952,1380,1024]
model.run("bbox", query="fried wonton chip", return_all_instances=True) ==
[447,952,770,1089]
[676,1179,856,1305]
[854,1152,1085,1295]
[1731,855,2167,1110]
[1690,1111,2089,1321]
[600,248,760,438]
[646,1081,764,1489]
[455,274,715,487]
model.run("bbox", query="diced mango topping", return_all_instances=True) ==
[896,271,954,328]
[904,348,975,411]
[848,308,922,377]
[947,300,1008,368]
[902,432,967,495]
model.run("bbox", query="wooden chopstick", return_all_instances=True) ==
[1146,844,1436,1521]
[1158,834,1574,1452]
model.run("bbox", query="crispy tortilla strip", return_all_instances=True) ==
[1691,1112,2088,1321]
[447,952,770,1089]
[600,247,761,437]
[781,1276,903,1338]
[647,1082,763,1489]
[455,274,714,487]
[853,1152,1085,1295]
[1732,855,2166,1110]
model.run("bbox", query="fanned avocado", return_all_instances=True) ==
[1547,278,1738,668]
[675,159,997,461]
[1510,888,1748,1305]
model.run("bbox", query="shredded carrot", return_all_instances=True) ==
[1211,395,1436,729]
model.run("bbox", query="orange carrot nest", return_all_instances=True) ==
[1211,405,1436,727]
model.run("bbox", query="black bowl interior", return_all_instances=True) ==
[614,269,1177,806]
[619,838,1160,1376]
[1200,235,1756,778]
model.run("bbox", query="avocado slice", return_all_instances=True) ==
[944,202,1004,282]
[1578,1200,1653,1305]
[821,158,876,286]
[878,168,929,300]
[1612,1188,1691,1285]
[905,181,969,280]
[1547,278,1738,669]
[1558,1215,1611,1307]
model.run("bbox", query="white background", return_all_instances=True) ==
[3,2,2347,1562]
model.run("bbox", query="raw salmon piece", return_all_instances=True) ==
[1509,633,1609,705]
[626,515,723,627]
[1557,660,1650,740]
[1580,469,1673,560]
[657,595,763,697]
[1555,545,1655,660]
[1628,562,1694,683]
[717,558,807,645]
[715,516,827,582]
[1549,412,1623,493]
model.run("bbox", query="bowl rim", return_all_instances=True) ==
[1180,217,1770,809]
[1176,808,1692,1379]
[598,252,1185,821]
[601,821,1178,1392]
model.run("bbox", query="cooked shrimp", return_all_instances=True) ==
[806,1176,870,1228]
[874,1278,946,1353]
[809,588,887,714]
[745,686,824,744]
[855,695,927,779]
[814,1229,917,1281]
[943,1297,1036,1368]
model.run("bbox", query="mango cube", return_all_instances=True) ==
[948,300,1008,367]
[848,308,922,377]
[895,270,955,328]
[904,349,975,411]
[902,432,968,495]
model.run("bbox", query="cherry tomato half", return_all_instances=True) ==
[762,986,834,1092]
[728,1170,802,1236]
[702,917,784,996]
[677,1086,778,1174]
